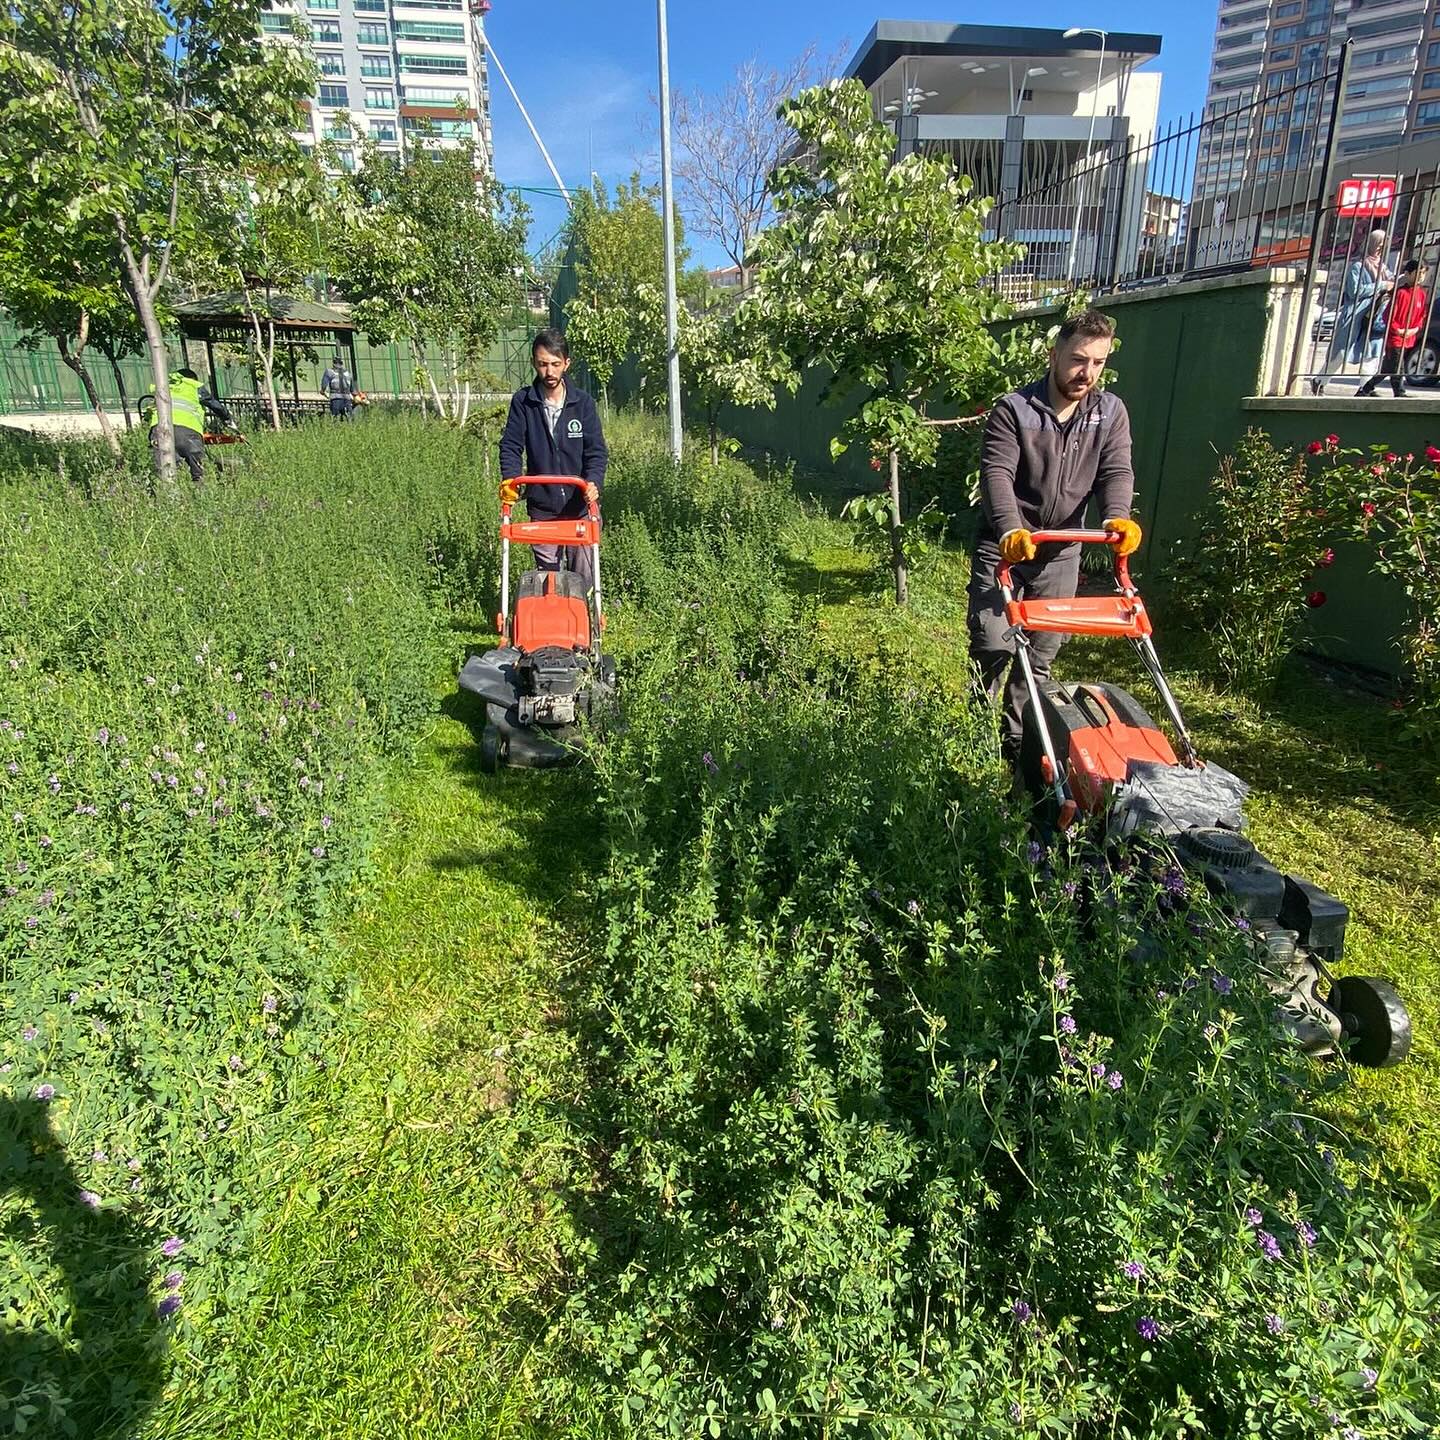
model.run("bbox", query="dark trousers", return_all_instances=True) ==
[967,539,1082,745]
[532,535,597,595]
[329,396,354,419]
[1358,345,1416,396]
[151,426,207,483]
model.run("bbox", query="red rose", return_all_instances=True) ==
[1317,548,1336,568]
[1385,452,1399,463]
[1405,453,1414,463]
[1306,441,1324,455]
[1306,591,1327,608]
[1427,445,1440,462]
[1370,464,1385,477]
[1362,501,1377,517]
[1325,434,1339,447]
[870,457,883,471]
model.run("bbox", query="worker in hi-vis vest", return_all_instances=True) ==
[142,367,233,483]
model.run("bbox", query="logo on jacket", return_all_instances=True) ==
[567,418,583,437]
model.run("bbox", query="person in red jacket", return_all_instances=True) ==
[1358,259,1430,397]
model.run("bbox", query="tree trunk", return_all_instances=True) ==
[105,349,134,431]
[709,411,719,466]
[262,318,281,432]
[56,321,121,460]
[120,243,175,492]
[888,446,908,607]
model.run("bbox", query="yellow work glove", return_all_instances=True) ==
[1103,517,1143,557]
[498,478,520,505]
[999,528,1037,564]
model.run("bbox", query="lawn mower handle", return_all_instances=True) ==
[498,475,602,646]
[995,529,1132,595]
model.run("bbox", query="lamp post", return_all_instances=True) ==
[656,0,683,462]
[1064,26,1107,283]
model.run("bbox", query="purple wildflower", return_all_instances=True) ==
[1155,988,1169,1001]
[1063,880,1080,899]
[79,1190,101,1209]
[321,815,333,831]
[161,1236,183,1258]
[1212,972,1234,995]
[1296,1221,1316,1249]
[47,774,59,792]
[1091,1063,1107,1080]
[164,1270,183,1291]
[701,751,719,777]
[1257,1230,1283,1261]
[6,762,17,776]
[906,899,921,917]
[1343,1430,1363,1440]
[34,1083,55,1100]
[95,727,109,746]
[1011,1299,1032,1323]
[1204,1022,1219,1042]
[228,1055,243,1072]
[22,1026,37,1041]
[1059,1014,1077,1035]
[1008,1403,1022,1423]
[1107,1070,1124,1090]
[23,916,38,930]
[311,845,326,859]
[1245,1207,1264,1227]
[1162,867,1186,896]
[1136,1316,1160,1341]
[1265,1313,1285,1335]
[1360,1367,1377,1389]
[1122,1260,1145,1280]
[92,1150,107,1163]
[38,835,52,848]
[226,710,237,725]
[1053,972,1070,992]
[1234,915,1251,932]
[1027,841,1045,865]
[262,994,278,1015]
[157,1294,182,1320]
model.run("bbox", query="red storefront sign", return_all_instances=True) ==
[1337,177,1396,217]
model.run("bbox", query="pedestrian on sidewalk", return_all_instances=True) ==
[1358,259,1430,398]
[1311,228,1393,394]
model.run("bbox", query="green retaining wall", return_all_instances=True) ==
[708,272,1425,678]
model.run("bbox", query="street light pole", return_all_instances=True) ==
[1064,26,1107,284]
[656,0,683,463]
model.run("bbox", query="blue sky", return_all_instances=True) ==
[483,1,1222,266]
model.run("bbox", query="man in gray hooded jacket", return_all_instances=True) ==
[970,309,1141,750]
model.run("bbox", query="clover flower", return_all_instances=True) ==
[1136,1316,1159,1341]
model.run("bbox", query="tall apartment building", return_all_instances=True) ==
[262,0,494,173]
[1201,0,1440,194]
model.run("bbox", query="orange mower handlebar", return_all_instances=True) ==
[997,528,1150,640]
[500,475,600,542]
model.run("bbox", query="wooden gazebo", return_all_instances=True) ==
[173,292,360,422]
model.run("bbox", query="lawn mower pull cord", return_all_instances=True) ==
[1003,528,1411,1070]
[457,477,615,771]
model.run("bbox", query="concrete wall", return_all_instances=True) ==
[713,268,1429,676]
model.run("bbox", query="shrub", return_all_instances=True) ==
[1166,431,1340,689]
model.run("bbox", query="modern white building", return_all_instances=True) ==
[262,0,494,172]
[845,21,1164,288]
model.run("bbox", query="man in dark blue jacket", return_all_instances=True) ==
[498,328,608,594]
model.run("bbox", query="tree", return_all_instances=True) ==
[0,220,132,456]
[0,0,315,487]
[329,130,529,424]
[677,289,777,465]
[562,178,687,411]
[746,80,1020,605]
[671,43,845,287]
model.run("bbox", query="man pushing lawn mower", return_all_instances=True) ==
[498,328,607,595]
[971,309,1140,754]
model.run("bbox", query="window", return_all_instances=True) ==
[260,13,294,33]
[318,82,348,107]
[356,21,389,44]
[365,87,394,109]
[1417,99,1440,125]
[324,118,351,139]
[1217,29,1261,49]
[398,53,467,73]
[394,0,463,7]
[1272,23,1301,42]
[1215,51,1261,69]
[369,119,397,141]
[318,51,344,75]
[1350,14,1425,38]
[1267,67,1298,91]
[355,0,386,8]
[1275,0,1302,13]
[311,19,340,42]
[401,84,469,103]
[1220,3,1267,21]
[1347,71,1414,97]
[336,150,356,172]
[1300,16,1330,36]
[1342,102,1409,126]
[1270,45,1296,61]
[361,55,392,77]
[307,0,338,9]
[403,115,472,139]
[1424,68,1440,90]
[394,20,466,41]
[1428,39,1440,65]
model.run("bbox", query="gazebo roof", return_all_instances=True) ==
[174,292,356,344]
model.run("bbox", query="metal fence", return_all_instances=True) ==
[1289,170,1440,393]
[987,62,1343,302]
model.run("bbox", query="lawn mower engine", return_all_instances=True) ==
[1021,678,1412,1068]
[1003,529,1411,1072]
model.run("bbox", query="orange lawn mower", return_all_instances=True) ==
[457,477,616,771]
[1004,528,1411,1069]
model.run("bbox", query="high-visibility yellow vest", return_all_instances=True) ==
[146,374,206,437]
